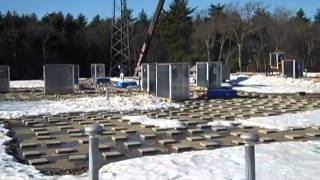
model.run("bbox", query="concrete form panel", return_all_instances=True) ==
[91,64,105,79]
[196,62,208,87]
[208,62,222,89]
[156,64,170,98]
[147,64,157,93]
[170,63,190,101]
[282,60,304,79]
[73,65,80,85]
[196,62,222,88]
[44,64,74,94]
[141,64,148,91]
[222,65,230,81]
[0,66,10,93]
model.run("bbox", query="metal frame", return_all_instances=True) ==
[110,0,132,76]
[91,64,105,79]
[270,52,285,70]
[282,59,304,79]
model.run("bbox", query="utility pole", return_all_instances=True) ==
[110,0,132,76]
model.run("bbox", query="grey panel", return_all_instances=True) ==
[141,64,148,91]
[91,64,105,79]
[170,64,189,101]
[295,60,304,78]
[73,65,80,85]
[0,66,10,93]
[208,62,222,89]
[283,60,294,78]
[196,62,208,87]
[269,53,277,67]
[147,64,157,93]
[222,65,230,81]
[44,64,74,94]
[156,64,170,98]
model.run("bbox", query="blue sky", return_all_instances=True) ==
[0,0,319,20]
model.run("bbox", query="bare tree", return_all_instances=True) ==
[226,3,258,72]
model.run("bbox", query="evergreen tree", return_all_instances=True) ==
[137,9,149,25]
[295,8,310,23]
[161,0,195,61]
[208,3,225,19]
[315,9,320,23]
[90,15,102,26]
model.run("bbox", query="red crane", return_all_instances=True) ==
[134,0,166,76]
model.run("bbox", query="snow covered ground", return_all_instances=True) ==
[0,95,179,119]
[122,115,186,129]
[238,109,320,131]
[10,80,44,89]
[231,74,320,93]
[1,122,320,179]
[61,141,320,180]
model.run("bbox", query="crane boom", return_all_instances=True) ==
[134,0,166,76]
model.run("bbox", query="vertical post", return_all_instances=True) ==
[241,132,260,180]
[85,124,102,180]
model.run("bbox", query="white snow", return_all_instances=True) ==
[58,141,320,180]
[238,109,320,131]
[110,77,140,85]
[122,115,186,129]
[0,95,179,119]
[304,72,320,78]
[231,74,320,93]
[10,80,44,89]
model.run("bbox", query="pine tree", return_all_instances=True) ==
[137,9,149,25]
[315,9,320,23]
[295,8,310,23]
[208,3,225,19]
[161,0,195,61]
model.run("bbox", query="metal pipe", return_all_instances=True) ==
[85,124,103,180]
[241,132,260,180]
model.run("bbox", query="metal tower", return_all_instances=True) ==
[110,0,132,76]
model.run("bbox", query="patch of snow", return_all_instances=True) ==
[208,120,239,127]
[122,115,186,129]
[231,74,320,93]
[10,80,44,89]
[110,77,140,85]
[58,141,320,180]
[0,95,179,119]
[238,109,320,131]
[304,72,320,78]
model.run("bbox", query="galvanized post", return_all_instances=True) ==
[241,132,260,180]
[85,124,103,180]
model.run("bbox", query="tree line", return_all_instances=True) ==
[1,0,320,80]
